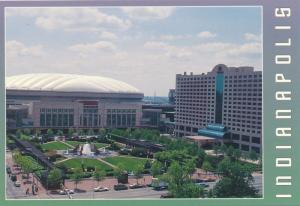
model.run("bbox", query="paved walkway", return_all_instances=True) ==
[6,151,50,199]
[54,157,72,164]
[59,141,75,149]
[64,175,153,191]
[96,158,117,168]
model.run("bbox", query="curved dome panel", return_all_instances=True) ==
[6,73,140,94]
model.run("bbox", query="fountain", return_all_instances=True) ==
[75,143,97,156]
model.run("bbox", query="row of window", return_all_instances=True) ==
[40,113,74,127]
[107,109,136,114]
[107,113,136,127]
[79,114,101,127]
[40,108,74,113]
[225,74,262,79]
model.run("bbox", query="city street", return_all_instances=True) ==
[6,174,28,199]
[47,187,166,199]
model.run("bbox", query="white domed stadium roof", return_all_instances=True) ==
[6,73,141,94]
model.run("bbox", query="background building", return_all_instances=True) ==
[6,73,144,131]
[175,64,262,153]
[168,89,176,105]
[141,104,175,134]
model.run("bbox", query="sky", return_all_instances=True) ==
[5,6,262,96]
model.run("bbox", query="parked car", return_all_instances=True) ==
[59,189,74,195]
[6,166,12,174]
[114,184,128,191]
[151,178,168,190]
[22,174,29,179]
[160,193,174,198]
[196,183,209,188]
[14,181,21,187]
[193,179,205,183]
[128,171,135,176]
[94,186,109,192]
[129,184,144,189]
[202,178,215,182]
[10,174,17,182]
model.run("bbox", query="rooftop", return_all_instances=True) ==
[6,73,141,94]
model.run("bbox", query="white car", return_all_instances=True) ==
[94,186,109,192]
[59,189,74,195]
[14,181,21,187]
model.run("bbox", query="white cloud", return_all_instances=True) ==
[99,31,118,40]
[244,33,261,42]
[121,7,175,20]
[159,34,192,41]
[144,41,168,50]
[144,41,192,61]
[197,31,217,38]
[6,8,132,31]
[6,39,262,96]
[68,41,117,55]
[195,41,261,56]
[6,40,44,57]
[6,8,46,17]
[144,40,261,63]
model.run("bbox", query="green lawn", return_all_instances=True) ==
[57,158,112,171]
[65,141,108,149]
[41,141,72,151]
[103,156,148,172]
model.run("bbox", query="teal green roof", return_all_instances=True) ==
[198,124,228,139]
[207,124,227,132]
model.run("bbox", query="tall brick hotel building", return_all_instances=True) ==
[175,64,262,153]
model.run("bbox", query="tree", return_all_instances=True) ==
[202,161,213,174]
[88,129,94,136]
[233,149,242,161]
[12,150,22,166]
[162,161,203,198]
[226,146,234,157]
[48,169,63,188]
[98,128,106,137]
[207,189,214,198]
[109,141,121,151]
[72,168,83,190]
[68,128,74,137]
[213,144,220,156]
[77,129,85,136]
[151,161,163,177]
[35,128,41,137]
[144,160,151,169]
[19,157,33,179]
[47,129,54,138]
[214,157,257,197]
[114,163,128,184]
[23,128,31,136]
[114,163,126,179]
[57,130,64,136]
[249,151,259,161]
[133,164,144,184]
[184,159,196,177]
[220,144,227,156]
[16,129,22,138]
[93,168,106,186]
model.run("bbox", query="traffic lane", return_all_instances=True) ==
[6,174,28,199]
[48,187,166,199]
[198,173,262,192]
[252,174,262,194]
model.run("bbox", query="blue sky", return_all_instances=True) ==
[6,7,262,96]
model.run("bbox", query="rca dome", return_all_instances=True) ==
[6,73,144,130]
